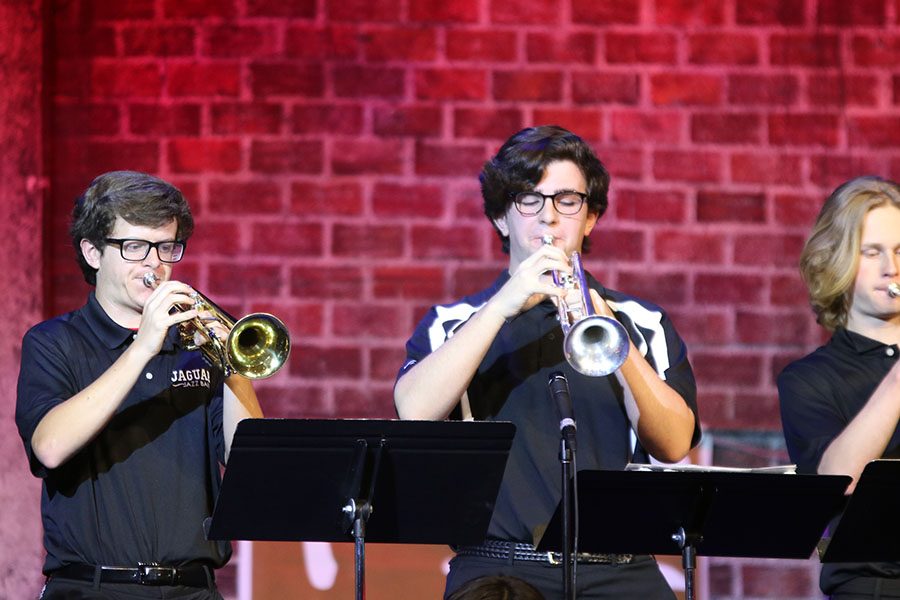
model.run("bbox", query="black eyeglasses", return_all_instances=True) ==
[511,191,588,216]
[104,238,186,263]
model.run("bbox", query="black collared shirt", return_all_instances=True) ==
[399,271,700,544]
[779,327,900,592]
[15,292,230,573]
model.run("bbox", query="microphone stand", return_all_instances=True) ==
[549,372,577,600]
[560,431,575,600]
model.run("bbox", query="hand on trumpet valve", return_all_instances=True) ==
[483,244,570,321]
[142,273,198,315]
[196,311,230,347]
[132,274,199,358]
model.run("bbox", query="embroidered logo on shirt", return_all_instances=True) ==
[170,368,212,388]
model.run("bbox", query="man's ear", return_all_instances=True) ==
[583,211,599,237]
[80,239,101,270]
[492,215,509,237]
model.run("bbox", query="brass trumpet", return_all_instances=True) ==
[143,273,291,379]
[543,235,629,377]
[889,282,900,298]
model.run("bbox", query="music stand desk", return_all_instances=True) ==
[537,468,850,600]
[821,459,900,563]
[206,418,515,599]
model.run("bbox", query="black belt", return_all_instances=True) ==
[455,540,634,566]
[50,563,212,587]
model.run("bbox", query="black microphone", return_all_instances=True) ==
[548,371,577,450]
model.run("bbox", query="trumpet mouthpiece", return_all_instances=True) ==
[142,272,159,289]
[889,282,900,298]
[541,234,554,245]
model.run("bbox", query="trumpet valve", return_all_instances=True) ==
[557,273,576,289]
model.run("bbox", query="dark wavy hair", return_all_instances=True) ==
[799,175,900,331]
[480,125,610,253]
[70,171,194,285]
[447,575,545,600]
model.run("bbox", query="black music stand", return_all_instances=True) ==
[536,469,850,600]
[821,460,900,562]
[206,418,515,600]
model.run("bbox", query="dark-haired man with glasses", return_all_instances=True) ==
[395,126,699,599]
[16,170,262,599]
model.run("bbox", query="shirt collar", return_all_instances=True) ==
[834,326,894,355]
[83,291,179,351]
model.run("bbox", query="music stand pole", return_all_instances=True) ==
[672,482,713,600]
[340,438,383,600]
[343,499,372,600]
[549,371,578,600]
[672,526,700,600]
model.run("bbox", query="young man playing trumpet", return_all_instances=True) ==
[16,171,262,599]
[395,126,700,599]
[779,176,900,599]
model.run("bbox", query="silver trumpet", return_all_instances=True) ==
[889,282,900,298]
[543,235,630,377]
[143,273,291,379]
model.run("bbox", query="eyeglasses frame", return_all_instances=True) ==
[510,190,589,216]
[103,238,187,263]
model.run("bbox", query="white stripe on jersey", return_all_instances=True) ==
[427,301,486,352]
[425,297,671,378]
[607,299,669,380]
[606,299,669,460]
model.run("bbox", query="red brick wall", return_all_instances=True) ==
[1,2,46,597]
[36,0,900,597]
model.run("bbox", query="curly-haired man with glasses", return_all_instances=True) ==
[16,170,262,599]
[395,126,700,599]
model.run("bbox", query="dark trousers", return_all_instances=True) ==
[40,577,222,600]
[444,553,676,600]
[830,576,900,599]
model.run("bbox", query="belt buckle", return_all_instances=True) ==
[546,552,561,566]
[138,562,176,585]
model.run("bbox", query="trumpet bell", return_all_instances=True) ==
[227,313,292,380]
[564,314,629,377]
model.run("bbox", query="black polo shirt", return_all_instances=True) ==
[399,271,700,544]
[15,292,230,574]
[779,327,900,593]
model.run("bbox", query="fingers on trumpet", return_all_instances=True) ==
[540,237,630,377]
[142,271,291,379]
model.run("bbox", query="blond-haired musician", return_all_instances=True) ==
[779,175,900,599]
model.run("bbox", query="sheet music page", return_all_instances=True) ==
[624,463,797,474]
